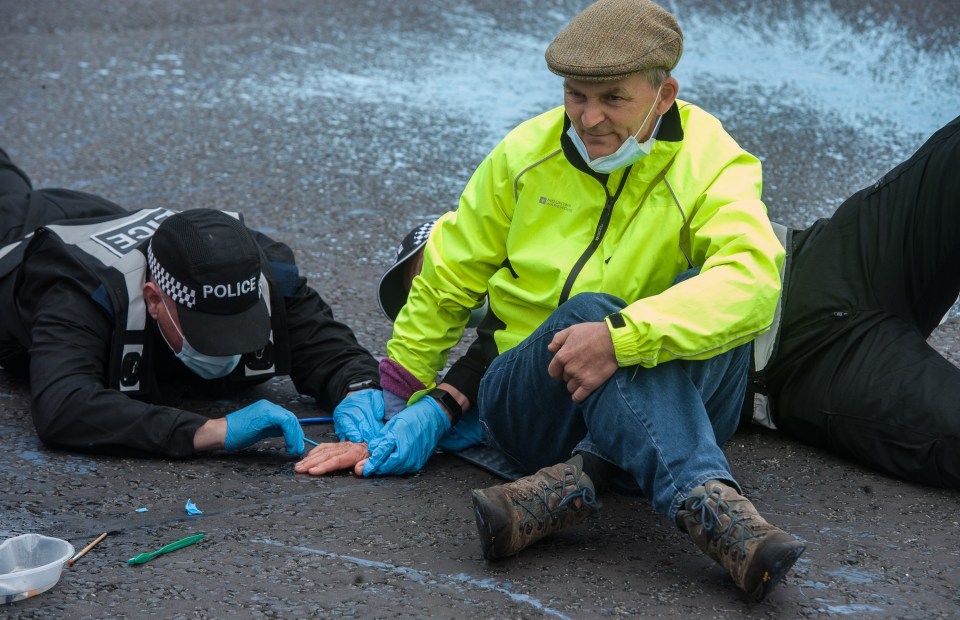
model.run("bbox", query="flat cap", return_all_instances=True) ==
[545,0,683,81]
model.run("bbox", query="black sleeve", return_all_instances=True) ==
[443,339,489,407]
[20,240,207,458]
[254,232,380,412]
[443,312,502,407]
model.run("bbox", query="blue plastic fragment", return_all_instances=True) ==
[135,507,149,513]
[185,499,204,515]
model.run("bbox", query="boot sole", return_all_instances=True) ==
[471,489,508,561]
[749,540,806,602]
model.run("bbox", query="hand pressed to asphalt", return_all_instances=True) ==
[294,441,370,476]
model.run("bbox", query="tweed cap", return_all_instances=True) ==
[545,0,683,81]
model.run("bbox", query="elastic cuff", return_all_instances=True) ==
[378,358,428,400]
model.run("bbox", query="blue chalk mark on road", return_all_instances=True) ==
[253,537,571,620]
[827,567,879,585]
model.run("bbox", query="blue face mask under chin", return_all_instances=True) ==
[159,297,242,380]
[567,84,664,174]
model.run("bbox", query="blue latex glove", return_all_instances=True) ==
[333,389,385,443]
[224,399,305,457]
[437,408,485,452]
[363,396,451,476]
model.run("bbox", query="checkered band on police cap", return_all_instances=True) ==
[378,220,436,321]
[395,221,434,263]
[148,242,197,308]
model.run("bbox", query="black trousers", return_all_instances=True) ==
[0,146,127,246]
[766,115,960,488]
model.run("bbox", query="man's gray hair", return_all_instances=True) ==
[642,67,670,88]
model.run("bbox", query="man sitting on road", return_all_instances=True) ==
[297,0,805,601]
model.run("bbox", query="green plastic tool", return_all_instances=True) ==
[126,533,205,565]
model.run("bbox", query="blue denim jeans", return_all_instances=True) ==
[477,292,749,525]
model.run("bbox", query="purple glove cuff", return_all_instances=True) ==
[378,358,427,401]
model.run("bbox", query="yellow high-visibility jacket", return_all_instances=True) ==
[388,100,785,398]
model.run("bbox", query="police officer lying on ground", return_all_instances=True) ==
[297,0,806,601]
[0,147,379,459]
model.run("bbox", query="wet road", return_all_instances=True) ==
[2,0,959,617]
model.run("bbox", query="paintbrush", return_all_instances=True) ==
[67,531,108,567]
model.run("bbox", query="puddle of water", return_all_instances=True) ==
[827,566,880,585]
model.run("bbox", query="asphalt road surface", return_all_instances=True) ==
[2,0,959,617]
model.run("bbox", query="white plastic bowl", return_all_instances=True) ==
[0,534,75,604]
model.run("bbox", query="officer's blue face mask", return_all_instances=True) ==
[159,297,242,380]
[567,84,664,174]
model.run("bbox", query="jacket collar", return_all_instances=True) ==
[656,101,683,142]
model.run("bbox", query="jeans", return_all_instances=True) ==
[477,291,749,524]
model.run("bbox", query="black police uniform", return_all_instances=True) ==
[0,147,378,458]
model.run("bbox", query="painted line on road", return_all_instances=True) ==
[252,537,571,620]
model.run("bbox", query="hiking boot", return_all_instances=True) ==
[471,456,600,560]
[677,480,805,601]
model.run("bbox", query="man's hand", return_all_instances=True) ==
[362,396,451,476]
[294,441,370,476]
[223,399,306,456]
[333,389,385,443]
[547,321,619,403]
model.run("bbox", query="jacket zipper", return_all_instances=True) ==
[558,170,631,305]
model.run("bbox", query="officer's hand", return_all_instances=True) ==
[437,409,485,452]
[333,389,385,443]
[224,399,305,457]
[361,396,451,476]
[547,321,619,403]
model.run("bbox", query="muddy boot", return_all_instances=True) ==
[677,480,805,601]
[471,455,600,560]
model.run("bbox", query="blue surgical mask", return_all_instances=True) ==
[159,298,242,380]
[567,85,664,174]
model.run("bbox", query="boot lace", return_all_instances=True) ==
[689,487,762,558]
[515,469,598,528]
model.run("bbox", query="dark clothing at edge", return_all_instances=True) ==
[0,148,379,458]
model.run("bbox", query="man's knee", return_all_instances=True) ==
[553,292,625,325]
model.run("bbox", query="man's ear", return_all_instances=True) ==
[657,76,679,116]
[143,281,163,320]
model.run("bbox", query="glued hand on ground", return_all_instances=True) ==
[294,441,370,476]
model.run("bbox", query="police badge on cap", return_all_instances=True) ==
[147,209,270,356]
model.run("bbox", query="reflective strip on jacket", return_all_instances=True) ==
[388,101,785,386]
